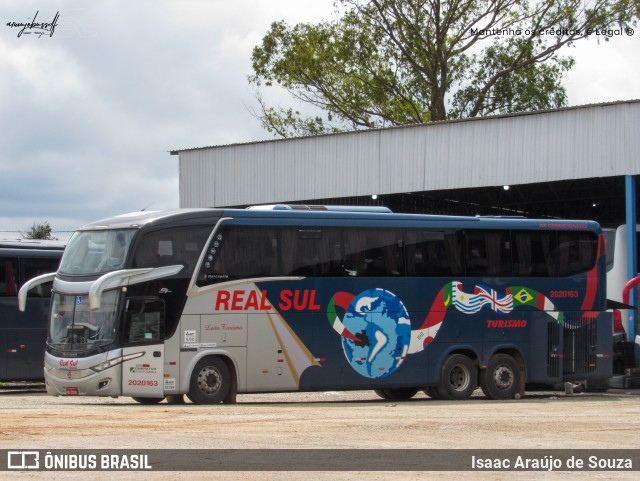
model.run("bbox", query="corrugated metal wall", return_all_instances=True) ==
[177,101,640,208]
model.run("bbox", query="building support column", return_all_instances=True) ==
[625,175,637,343]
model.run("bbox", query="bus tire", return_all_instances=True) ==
[480,353,520,400]
[132,397,165,404]
[374,389,388,400]
[187,356,231,405]
[424,387,444,400]
[165,395,185,404]
[374,388,418,401]
[436,354,477,400]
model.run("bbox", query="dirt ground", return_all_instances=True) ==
[1,387,639,480]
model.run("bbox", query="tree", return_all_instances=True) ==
[249,0,638,137]
[24,221,56,240]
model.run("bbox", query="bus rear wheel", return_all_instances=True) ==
[187,356,231,405]
[436,354,477,400]
[374,388,418,401]
[480,353,520,400]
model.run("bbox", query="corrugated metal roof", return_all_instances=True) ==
[170,99,640,154]
[176,100,640,209]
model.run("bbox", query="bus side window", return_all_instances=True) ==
[464,232,488,276]
[156,240,175,265]
[514,231,557,277]
[513,230,598,277]
[224,227,278,278]
[289,230,322,277]
[512,232,533,276]
[343,229,403,277]
[405,230,463,276]
[134,227,211,276]
[22,258,59,297]
[197,226,281,284]
[551,233,598,276]
[124,298,165,344]
[464,231,511,277]
[0,258,17,296]
[278,227,342,277]
[342,230,366,276]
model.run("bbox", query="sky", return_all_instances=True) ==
[0,1,639,241]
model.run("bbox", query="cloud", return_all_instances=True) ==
[0,0,638,241]
[564,33,640,105]
[0,1,340,240]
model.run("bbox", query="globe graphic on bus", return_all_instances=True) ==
[341,288,412,379]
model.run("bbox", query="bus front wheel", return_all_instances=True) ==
[480,353,521,400]
[436,354,477,400]
[132,396,165,404]
[187,356,231,405]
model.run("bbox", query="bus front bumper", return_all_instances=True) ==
[44,363,123,397]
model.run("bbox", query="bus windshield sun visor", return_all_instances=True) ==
[88,265,184,310]
[17,272,57,312]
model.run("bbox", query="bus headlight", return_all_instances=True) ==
[91,351,145,372]
[91,358,122,373]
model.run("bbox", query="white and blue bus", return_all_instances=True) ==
[19,207,612,403]
[1,240,64,381]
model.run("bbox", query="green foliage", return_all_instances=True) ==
[249,0,638,137]
[24,221,56,240]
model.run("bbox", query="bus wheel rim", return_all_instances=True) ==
[197,366,222,395]
[493,365,514,390]
[450,365,470,391]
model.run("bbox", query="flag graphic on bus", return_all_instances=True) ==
[327,282,573,379]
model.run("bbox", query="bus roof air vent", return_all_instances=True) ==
[246,204,392,213]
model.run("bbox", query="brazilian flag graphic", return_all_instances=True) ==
[509,286,545,309]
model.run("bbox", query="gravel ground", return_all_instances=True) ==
[1,388,639,480]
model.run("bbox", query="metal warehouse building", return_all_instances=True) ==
[172,99,639,226]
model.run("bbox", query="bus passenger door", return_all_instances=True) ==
[121,297,165,398]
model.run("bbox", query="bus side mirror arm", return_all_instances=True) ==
[89,265,184,311]
[18,272,57,312]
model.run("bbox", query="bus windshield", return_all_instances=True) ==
[58,230,135,275]
[49,290,119,351]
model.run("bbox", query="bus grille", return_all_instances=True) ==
[547,322,561,378]
[562,317,597,376]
